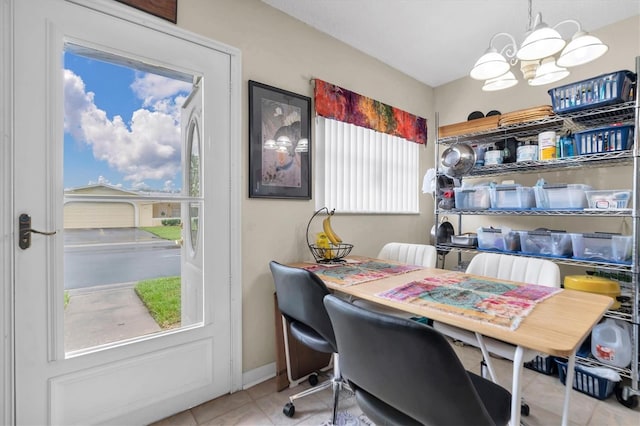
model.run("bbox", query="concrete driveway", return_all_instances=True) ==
[64,227,177,351]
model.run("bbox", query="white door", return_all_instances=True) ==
[11,0,240,424]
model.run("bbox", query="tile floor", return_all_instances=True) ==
[152,342,640,425]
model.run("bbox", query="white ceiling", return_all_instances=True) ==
[262,0,640,87]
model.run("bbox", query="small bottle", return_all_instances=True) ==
[562,135,575,157]
[616,129,623,151]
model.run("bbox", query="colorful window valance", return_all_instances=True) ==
[313,79,427,144]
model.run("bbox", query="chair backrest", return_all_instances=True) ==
[466,253,561,287]
[323,294,506,426]
[269,261,336,348]
[377,242,437,268]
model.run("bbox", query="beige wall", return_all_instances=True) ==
[177,0,435,373]
[177,0,638,375]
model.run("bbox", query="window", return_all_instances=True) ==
[315,117,420,213]
[313,79,426,214]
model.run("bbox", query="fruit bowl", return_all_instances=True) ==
[308,242,353,263]
[306,207,353,263]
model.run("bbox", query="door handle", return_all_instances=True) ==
[19,213,57,249]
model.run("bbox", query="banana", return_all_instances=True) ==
[322,216,342,245]
[315,232,333,259]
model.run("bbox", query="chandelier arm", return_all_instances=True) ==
[553,19,582,36]
[489,32,518,60]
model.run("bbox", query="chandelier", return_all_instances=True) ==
[470,0,608,91]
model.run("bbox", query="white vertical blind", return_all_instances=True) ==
[315,117,419,214]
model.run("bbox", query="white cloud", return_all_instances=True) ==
[163,180,176,192]
[63,69,192,188]
[87,176,122,188]
[130,73,192,115]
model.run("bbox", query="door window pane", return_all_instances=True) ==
[63,45,202,353]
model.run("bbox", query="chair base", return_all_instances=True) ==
[283,353,350,425]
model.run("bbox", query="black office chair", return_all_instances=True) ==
[323,294,512,426]
[269,261,347,424]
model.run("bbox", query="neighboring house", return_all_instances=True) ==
[64,184,181,229]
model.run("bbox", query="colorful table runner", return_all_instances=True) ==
[302,260,423,287]
[376,271,562,330]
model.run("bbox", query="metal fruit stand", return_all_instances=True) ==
[306,207,353,263]
[433,56,640,408]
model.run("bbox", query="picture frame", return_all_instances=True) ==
[115,0,178,23]
[248,80,312,199]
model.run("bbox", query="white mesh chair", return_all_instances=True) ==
[376,242,437,269]
[353,242,437,319]
[433,252,561,415]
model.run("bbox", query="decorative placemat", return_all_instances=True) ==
[303,260,423,287]
[376,271,562,330]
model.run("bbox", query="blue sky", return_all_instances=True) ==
[64,51,193,192]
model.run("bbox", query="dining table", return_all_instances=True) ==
[291,256,613,426]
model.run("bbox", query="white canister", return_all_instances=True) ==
[517,142,538,162]
[484,149,503,165]
[538,131,557,160]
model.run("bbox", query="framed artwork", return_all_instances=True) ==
[248,81,312,199]
[115,0,178,23]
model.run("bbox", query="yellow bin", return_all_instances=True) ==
[564,275,621,309]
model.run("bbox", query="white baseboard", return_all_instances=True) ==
[242,362,276,390]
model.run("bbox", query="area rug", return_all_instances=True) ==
[319,411,375,426]
[375,271,562,330]
[302,260,422,287]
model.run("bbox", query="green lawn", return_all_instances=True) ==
[135,276,181,329]
[140,225,181,241]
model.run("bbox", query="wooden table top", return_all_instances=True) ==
[294,258,613,357]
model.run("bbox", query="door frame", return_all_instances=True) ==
[1,0,15,423]
[0,0,243,423]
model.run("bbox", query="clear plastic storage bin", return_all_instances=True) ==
[534,184,591,209]
[453,186,491,210]
[570,233,633,264]
[518,230,573,257]
[489,185,535,209]
[585,189,632,210]
[477,227,521,252]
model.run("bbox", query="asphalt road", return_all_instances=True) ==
[64,228,181,289]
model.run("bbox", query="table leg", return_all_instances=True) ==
[475,332,499,384]
[510,345,524,426]
[561,352,577,426]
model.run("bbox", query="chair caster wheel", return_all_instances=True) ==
[283,402,295,417]
[520,403,530,416]
[308,373,319,386]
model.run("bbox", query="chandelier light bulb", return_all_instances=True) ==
[517,18,566,61]
[482,71,519,91]
[470,48,511,80]
[529,57,570,86]
[557,32,609,67]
